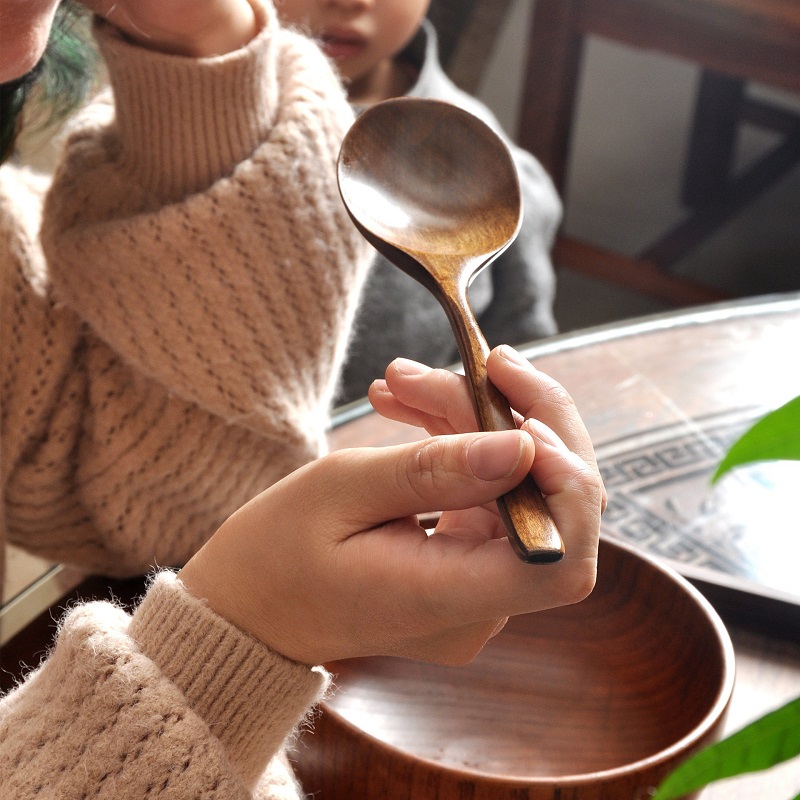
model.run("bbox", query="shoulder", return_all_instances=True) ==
[0,165,49,224]
[0,166,50,275]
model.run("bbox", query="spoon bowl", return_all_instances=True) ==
[338,98,564,563]
[338,99,520,257]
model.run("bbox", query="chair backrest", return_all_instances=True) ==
[566,0,800,92]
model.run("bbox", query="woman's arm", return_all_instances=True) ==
[1,347,603,798]
[4,0,371,574]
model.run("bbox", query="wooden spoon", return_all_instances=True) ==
[338,98,564,564]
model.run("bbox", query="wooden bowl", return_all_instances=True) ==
[292,536,735,799]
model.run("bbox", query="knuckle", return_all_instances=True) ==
[429,631,491,668]
[547,554,598,608]
[541,379,577,411]
[565,560,598,605]
[570,459,606,514]
[436,648,481,668]
[404,438,453,496]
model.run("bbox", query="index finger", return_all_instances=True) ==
[487,345,598,473]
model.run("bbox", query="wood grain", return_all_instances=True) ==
[337,98,563,563]
[5,297,800,797]
[324,294,800,799]
[292,537,733,799]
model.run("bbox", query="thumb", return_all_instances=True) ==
[306,430,535,529]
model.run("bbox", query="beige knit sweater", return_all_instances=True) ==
[1,4,369,797]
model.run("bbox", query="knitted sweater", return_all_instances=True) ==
[335,20,561,404]
[2,8,368,578]
[0,3,370,796]
[1,573,328,798]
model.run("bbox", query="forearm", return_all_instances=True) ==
[5,337,319,576]
[1,169,320,577]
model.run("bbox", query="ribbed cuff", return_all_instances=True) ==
[129,572,328,787]
[94,2,278,201]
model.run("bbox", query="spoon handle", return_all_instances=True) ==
[442,288,565,564]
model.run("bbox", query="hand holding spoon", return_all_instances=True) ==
[338,98,564,564]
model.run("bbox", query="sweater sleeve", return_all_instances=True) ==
[2,2,370,575]
[42,6,369,452]
[0,572,328,799]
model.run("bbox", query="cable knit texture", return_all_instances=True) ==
[1,2,369,796]
[0,573,329,798]
[2,5,369,575]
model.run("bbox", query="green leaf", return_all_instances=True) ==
[651,696,800,800]
[712,395,800,484]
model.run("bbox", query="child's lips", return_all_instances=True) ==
[319,29,367,60]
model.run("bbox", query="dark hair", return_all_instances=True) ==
[0,2,97,164]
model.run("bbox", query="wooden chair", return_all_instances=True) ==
[427,0,512,92]
[517,0,800,306]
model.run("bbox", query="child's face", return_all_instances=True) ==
[276,0,430,95]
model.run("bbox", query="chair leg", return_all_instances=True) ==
[517,0,585,194]
[641,114,800,268]
[681,70,746,208]
[426,0,482,68]
[444,0,514,93]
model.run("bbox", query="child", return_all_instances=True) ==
[275,0,563,404]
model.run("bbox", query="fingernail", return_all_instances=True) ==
[394,358,431,376]
[467,431,524,481]
[369,379,389,395]
[498,344,531,367]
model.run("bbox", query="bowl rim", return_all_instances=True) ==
[319,534,736,786]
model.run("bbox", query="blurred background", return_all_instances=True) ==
[16,0,800,336]
[430,0,800,333]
